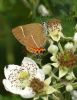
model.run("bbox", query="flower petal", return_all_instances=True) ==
[3,79,20,94]
[3,79,36,98]
[35,69,45,81]
[19,87,36,98]
[22,57,38,69]
[4,65,21,79]
[50,56,57,62]
[51,63,59,68]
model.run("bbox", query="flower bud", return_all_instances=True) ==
[64,42,74,51]
[48,44,58,55]
[38,4,49,16]
[71,90,77,100]
[42,64,52,75]
[66,84,73,92]
[66,72,75,81]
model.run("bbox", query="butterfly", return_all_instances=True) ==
[12,23,47,55]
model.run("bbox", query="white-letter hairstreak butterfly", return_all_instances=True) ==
[12,23,47,55]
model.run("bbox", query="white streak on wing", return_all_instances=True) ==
[20,26,25,37]
[31,35,39,48]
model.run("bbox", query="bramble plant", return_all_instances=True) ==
[2,19,77,100]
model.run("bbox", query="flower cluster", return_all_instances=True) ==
[3,19,77,100]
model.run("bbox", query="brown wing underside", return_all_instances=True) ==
[12,23,46,52]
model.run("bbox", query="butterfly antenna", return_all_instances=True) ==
[20,26,25,37]
[31,35,39,48]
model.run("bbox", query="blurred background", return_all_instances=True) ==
[0,0,77,99]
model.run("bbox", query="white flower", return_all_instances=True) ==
[48,19,64,42]
[48,28,63,42]
[3,57,45,98]
[50,46,77,78]
[38,4,49,16]
[3,57,56,98]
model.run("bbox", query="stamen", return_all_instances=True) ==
[58,51,77,68]
[18,71,29,80]
[30,78,44,93]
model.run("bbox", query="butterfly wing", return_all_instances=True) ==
[12,23,46,53]
[12,26,27,46]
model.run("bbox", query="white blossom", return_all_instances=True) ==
[3,57,56,98]
[3,57,45,98]
[48,19,64,42]
[48,28,63,42]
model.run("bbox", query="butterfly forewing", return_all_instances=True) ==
[12,26,27,46]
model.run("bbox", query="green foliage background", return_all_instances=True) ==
[0,0,77,100]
